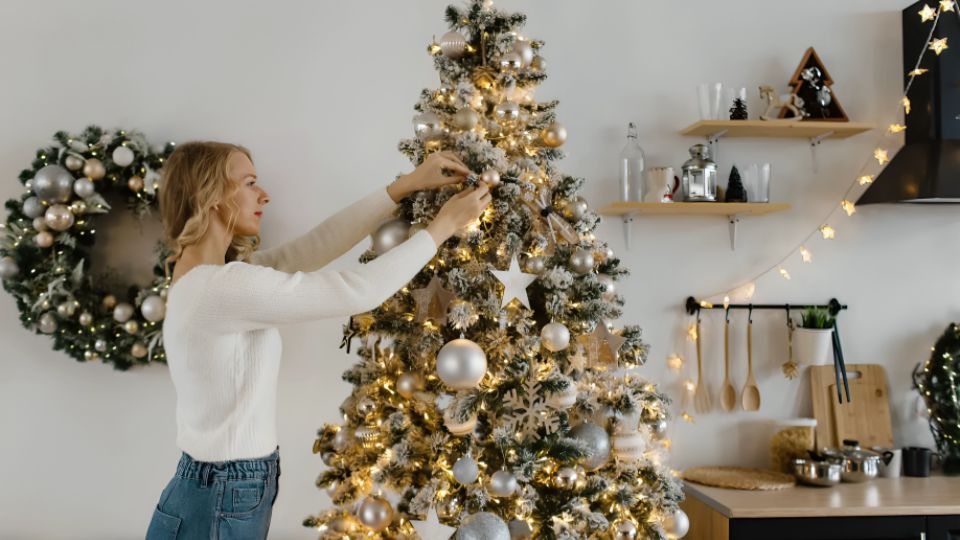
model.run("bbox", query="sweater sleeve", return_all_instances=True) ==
[194,228,437,334]
[245,184,400,273]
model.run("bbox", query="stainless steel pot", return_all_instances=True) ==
[791,458,842,487]
[821,440,881,483]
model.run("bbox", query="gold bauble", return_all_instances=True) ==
[32,217,48,232]
[554,466,581,490]
[69,200,88,215]
[131,342,148,358]
[453,107,480,130]
[124,320,139,334]
[64,154,85,171]
[471,66,497,90]
[128,175,144,192]
[541,122,567,148]
[35,231,54,248]
[82,158,106,180]
[84,350,100,362]
[611,519,639,540]
[102,294,117,310]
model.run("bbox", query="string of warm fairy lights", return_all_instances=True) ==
[671,2,956,421]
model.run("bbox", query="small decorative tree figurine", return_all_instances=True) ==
[779,47,849,121]
[724,165,747,202]
[729,97,748,120]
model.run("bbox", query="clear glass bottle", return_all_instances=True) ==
[619,122,646,201]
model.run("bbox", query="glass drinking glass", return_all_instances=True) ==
[698,83,724,120]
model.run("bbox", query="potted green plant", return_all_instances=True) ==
[794,307,835,365]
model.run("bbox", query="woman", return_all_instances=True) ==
[146,141,490,540]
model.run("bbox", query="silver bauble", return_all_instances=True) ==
[64,154,84,171]
[321,451,338,467]
[141,295,166,322]
[111,145,135,167]
[131,342,148,359]
[494,101,520,124]
[32,216,48,232]
[124,320,139,334]
[440,30,468,59]
[488,469,518,497]
[73,178,95,199]
[540,321,570,352]
[22,196,44,219]
[456,512,511,540]
[40,299,51,310]
[436,338,487,389]
[597,274,616,301]
[356,495,394,532]
[663,508,690,539]
[612,519,639,540]
[452,454,479,484]
[33,165,75,203]
[371,218,411,255]
[570,422,611,470]
[498,52,523,72]
[356,397,377,417]
[113,302,134,323]
[524,256,546,274]
[508,519,533,540]
[82,158,106,180]
[513,40,534,66]
[413,111,446,142]
[553,466,580,490]
[396,372,424,398]
[541,122,567,148]
[651,418,669,439]
[480,168,501,187]
[94,338,108,352]
[56,301,76,318]
[78,311,93,326]
[407,221,428,240]
[0,256,19,280]
[565,197,589,220]
[38,312,58,334]
[332,427,355,451]
[605,247,615,261]
[35,231,54,248]
[453,107,480,130]
[44,204,74,232]
[568,247,595,275]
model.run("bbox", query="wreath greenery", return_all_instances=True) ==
[1,125,176,370]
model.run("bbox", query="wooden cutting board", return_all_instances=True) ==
[809,363,893,449]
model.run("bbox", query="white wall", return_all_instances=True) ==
[1,1,955,538]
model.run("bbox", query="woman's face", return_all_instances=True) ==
[224,150,270,236]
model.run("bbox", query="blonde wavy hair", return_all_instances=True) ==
[158,141,260,279]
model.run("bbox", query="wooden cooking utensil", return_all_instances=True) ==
[741,308,761,411]
[694,318,713,414]
[720,310,737,411]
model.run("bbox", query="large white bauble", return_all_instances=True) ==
[112,145,135,167]
[371,218,411,255]
[436,338,487,389]
[540,321,570,352]
[140,295,166,322]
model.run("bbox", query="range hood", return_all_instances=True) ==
[857,1,960,204]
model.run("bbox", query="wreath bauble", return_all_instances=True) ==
[1,125,176,370]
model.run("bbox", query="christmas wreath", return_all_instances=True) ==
[0,125,176,370]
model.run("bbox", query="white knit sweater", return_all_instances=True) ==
[162,185,437,462]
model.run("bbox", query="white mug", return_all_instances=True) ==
[643,167,679,203]
[874,447,902,478]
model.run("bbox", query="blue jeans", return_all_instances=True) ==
[145,446,281,540]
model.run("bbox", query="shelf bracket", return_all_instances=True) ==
[621,212,637,250]
[706,129,728,163]
[727,214,740,251]
[808,130,834,174]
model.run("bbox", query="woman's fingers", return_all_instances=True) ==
[439,151,469,169]
[439,158,472,179]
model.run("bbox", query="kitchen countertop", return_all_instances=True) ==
[684,476,960,518]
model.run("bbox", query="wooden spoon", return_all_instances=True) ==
[694,319,713,414]
[720,314,737,411]
[741,311,761,411]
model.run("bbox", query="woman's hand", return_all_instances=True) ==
[426,183,492,247]
[394,151,476,198]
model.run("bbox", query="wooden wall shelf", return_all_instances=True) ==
[599,202,790,251]
[680,120,874,141]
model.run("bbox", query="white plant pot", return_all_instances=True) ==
[794,327,834,365]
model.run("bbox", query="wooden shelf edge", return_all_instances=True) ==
[600,201,791,217]
[679,119,874,139]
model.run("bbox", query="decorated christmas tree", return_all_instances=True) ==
[304,2,684,538]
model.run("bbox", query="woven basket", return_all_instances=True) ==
[682,466,795,490]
